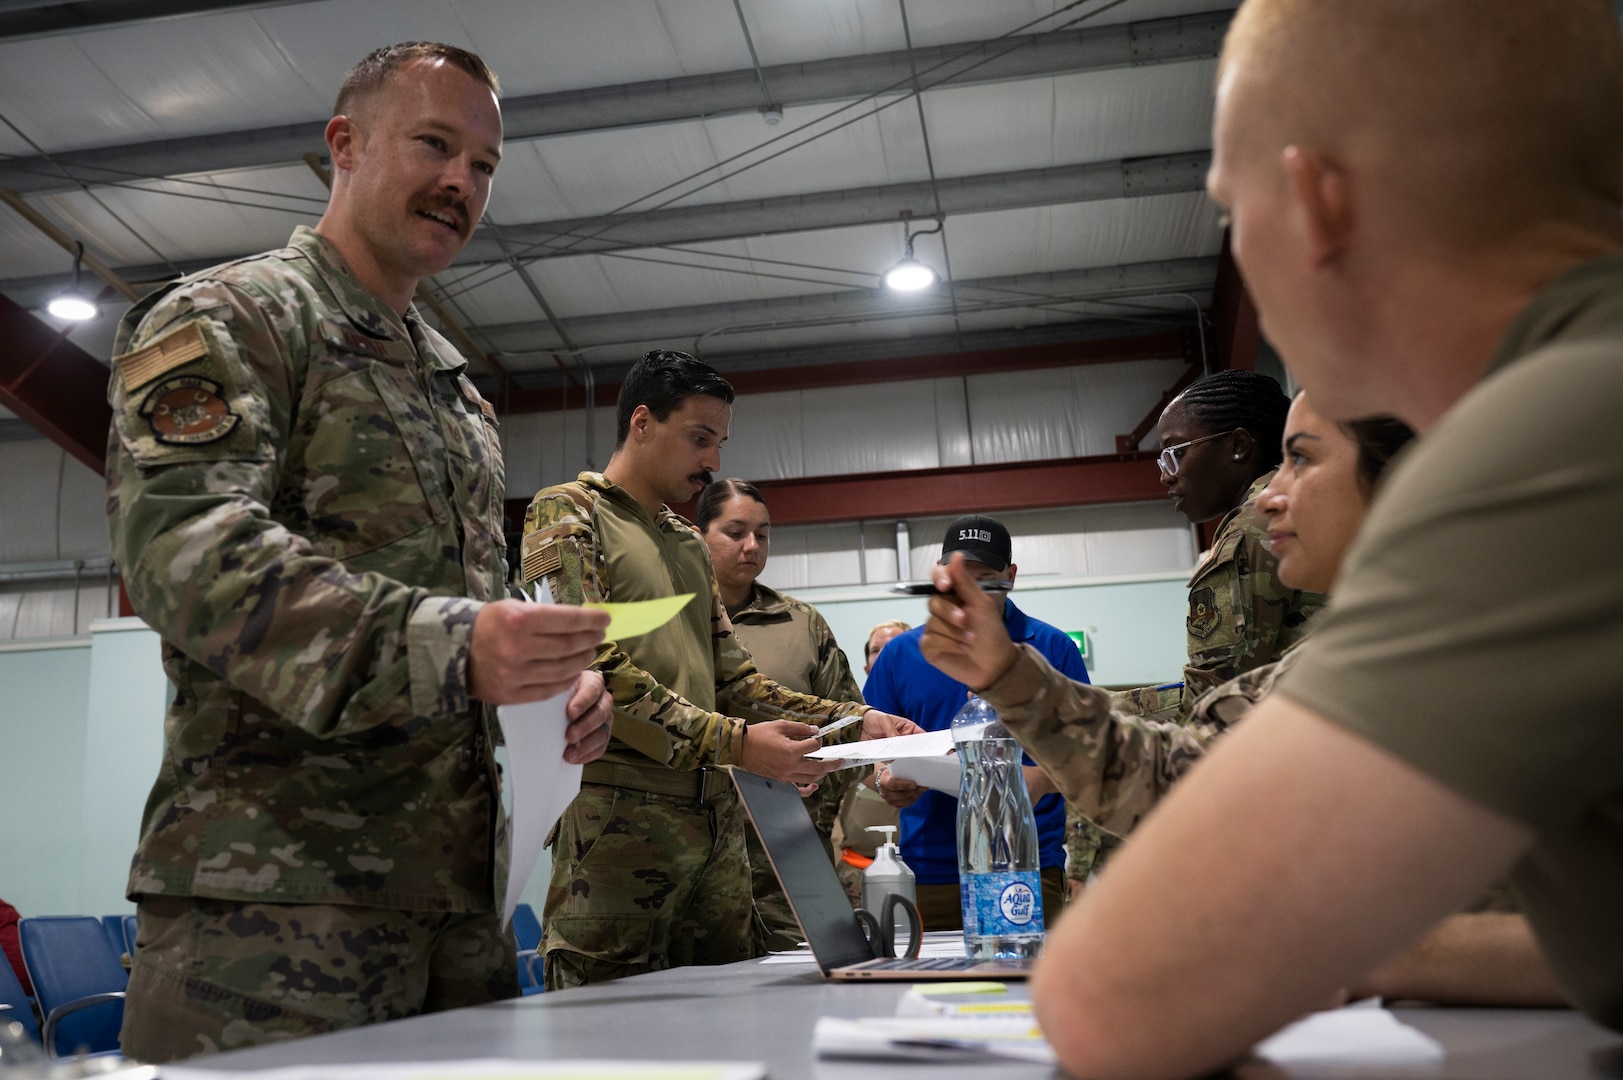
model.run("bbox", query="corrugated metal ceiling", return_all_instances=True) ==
[0,0,1237,399]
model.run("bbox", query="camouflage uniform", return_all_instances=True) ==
[1182,470,1324,703]
[726,581,865,949]
[1065,471,1324,881]
[981,646,1302,839]
[520,474,865,987]
[105,227,512,1061]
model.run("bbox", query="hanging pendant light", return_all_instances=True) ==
[47,241,98,321]
[882,216,943,292]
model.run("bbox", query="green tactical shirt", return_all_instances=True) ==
[519,473,864,773]
[106,226,507,913]
[1183,470,1325,704]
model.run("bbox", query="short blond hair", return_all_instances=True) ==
[335,42,500,118]
[1221,0,1623,245]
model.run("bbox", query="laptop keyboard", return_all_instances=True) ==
[862,957,980,970]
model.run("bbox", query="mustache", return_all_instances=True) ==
[690,471,714,487]
[413,196,470,230]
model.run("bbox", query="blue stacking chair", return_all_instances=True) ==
[120,916,137,959]
[0,951,40,1046]
[18,917,127,1059]
[511,903,544,996]
[98,918,128,965]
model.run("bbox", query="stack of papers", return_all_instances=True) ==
[169,1060,766,1080]
[806,729,961,794]
[811,1016,1055,1064]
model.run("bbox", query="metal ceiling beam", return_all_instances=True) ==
[478,256,1218,356]
[504,452,1165,529]
[743,452,1167,526]
[0,10,1230,195]
[0,152,1213,306]
[0,1,314,41]
[0,291,110,474]
[1209,229,1260,371]
[496,328,1191,413]
[465,151,1210,259]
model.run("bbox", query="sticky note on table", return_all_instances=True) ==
[585,594,693,640]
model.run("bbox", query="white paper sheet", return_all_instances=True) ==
[169,1058,766,1080]
[806,728,955,766]
[495,580,581,927]
[811,1016,1055,1064]
[1253,1004,1445,1065]
[886,754,961,794]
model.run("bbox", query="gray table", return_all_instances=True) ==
[191,959,1623,1079]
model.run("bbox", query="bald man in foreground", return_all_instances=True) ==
[921,2,1623,1076]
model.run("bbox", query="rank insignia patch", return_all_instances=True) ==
[141,376,240,445]
[1187,586,1219,639]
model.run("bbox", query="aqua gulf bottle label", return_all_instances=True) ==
[962,870,1044,937]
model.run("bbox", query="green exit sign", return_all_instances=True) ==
[1066,630,1090,659]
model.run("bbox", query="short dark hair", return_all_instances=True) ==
[615,350,735,448]
[335,42,500,118]
[1170,370,1293,472]
[1340,416,1416,496]
[695,478,764,532]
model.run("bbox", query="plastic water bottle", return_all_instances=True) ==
[953,695,1044,959]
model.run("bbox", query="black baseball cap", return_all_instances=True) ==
[939,514,1012,572]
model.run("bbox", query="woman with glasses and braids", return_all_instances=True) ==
[695,478,867,949]
[1157,370,1327,706]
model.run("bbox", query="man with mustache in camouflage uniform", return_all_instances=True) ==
[106,42,613,1062]
[520,349,919,989]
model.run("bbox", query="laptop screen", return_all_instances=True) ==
[731,768,878,971]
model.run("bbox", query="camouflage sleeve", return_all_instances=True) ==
[1065,808,1105,882]
[1184,524,1324,702]
[520,490,748,770]
[106,283,481,736]
[805,606,864,708]
[800,603,865,835]
[979,644,1225,837]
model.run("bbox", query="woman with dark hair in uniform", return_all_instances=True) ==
[695,478,866,949]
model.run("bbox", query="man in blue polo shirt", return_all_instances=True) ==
[867,515,1086,930]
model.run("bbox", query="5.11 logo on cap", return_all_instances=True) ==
[958,528,993,542]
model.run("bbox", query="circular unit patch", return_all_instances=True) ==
[141,375,240,446]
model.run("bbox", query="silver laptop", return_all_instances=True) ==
[731,768,1037,981]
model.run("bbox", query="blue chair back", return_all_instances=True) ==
[18,917,127,1057]
[0,950,39,1045]
[99,918,127,964]
[511,903,543,952]
[121,916,137,957]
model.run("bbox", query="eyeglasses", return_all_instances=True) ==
[1158,429,1239,477]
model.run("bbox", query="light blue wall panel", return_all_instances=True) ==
[78,620,168,915]
[790,571,1191,694]
[0,640,93,916]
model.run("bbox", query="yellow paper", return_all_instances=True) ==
[910,980,1007,996]
[585,594,694,640]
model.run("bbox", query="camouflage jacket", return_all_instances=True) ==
[727,581,864,833]
[1182,471,1325,704]
[519,473,864,772]
[106,226,508,913]
[983,644,1301,838]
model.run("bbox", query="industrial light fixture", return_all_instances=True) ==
[882,216,943,292]
[47,241,98,321]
